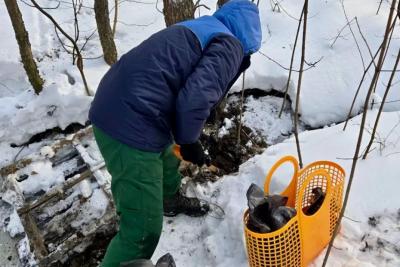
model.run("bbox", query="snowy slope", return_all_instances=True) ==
[153,110,400,267]
[1,0,400,266]
[1,0,400,147]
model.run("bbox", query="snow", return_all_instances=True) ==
[240,0,400,127]
[1,0,400,266]
[18,160,64,195]
[0,0,399,144]
[5,210,24,238]
[243,95,293,144]
[40,145,55,158]
[70,188,109,230]
[0,84,90,145]
[79,179,93,198]
[154,110,400,267]
[218,118,233,138]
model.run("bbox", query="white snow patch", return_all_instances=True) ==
[79,179,93,199]
[40,145,55,159]
[19,160,64,195]
[218,118,234,138]
[243,96,293,144]
[6,209,24,238]
[0,84,91,144]
[71,188,108,229]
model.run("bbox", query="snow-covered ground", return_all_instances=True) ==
[153,110,400,267]
[1,0,400,266]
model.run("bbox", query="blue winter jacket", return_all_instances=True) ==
[89,0,262,152]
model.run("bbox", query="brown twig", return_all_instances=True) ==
[355,17,376,68]
[30,0,91,96]
[329,17,356,48]
[363,48,400,159]
[257,50,320,72]
[371,3,398,108]
[278,4,305,118]
[377,0,384,15]
[340,1,366,71]
[237,71,246,148]
[113,0,118,37]
[293,0,308,169]
[322,0,398,265]
[342,19,396,131]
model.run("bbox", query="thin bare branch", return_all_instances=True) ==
[363,48,400,159]
[258,50,321,72]
[278,4,305,118]
[329,18,356,48]
[322,0,398,265]
[343,19,396,131]
[117,19,157,27]
[293,0,309,169]
[237,71,246,149]
[30,0,91,95]
[340,0,366,71]
[20,0,60,9]
[112,0,118,37]
[377,0,384,15]
[355,17,376,67]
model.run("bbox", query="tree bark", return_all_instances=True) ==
[163,0,195,27]
[94,0,118,65]
[5,0,44,94]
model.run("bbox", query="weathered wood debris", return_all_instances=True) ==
[0,127,117,267]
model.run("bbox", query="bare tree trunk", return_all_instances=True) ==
[94,0,118,65]
[163,0,195,27]
[5,0,44,94]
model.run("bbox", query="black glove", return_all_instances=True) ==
[239,55,251,73]
[180,141,205,167]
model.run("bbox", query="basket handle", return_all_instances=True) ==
[264,155,299,195]
[296,169,332,216]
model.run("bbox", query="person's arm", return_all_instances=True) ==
[174,35,244,145]
[227,55,251,90]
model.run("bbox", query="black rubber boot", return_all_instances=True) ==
[163,191,209,217]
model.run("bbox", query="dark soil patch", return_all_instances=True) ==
[229,88,289,100]
[56,231,116,267]
[10,121,89,148]
[183,93,268,183]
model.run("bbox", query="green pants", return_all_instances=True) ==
[93,126,181,267]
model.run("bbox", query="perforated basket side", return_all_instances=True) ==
[244,212,302,267]
[296,161,345,235]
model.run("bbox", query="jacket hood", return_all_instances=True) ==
[213,0,262,55]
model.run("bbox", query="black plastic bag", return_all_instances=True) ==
[246,183,296,233]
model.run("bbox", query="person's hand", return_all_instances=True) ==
[180,141,205,166]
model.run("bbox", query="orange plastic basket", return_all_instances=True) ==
[244,156,345,267]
